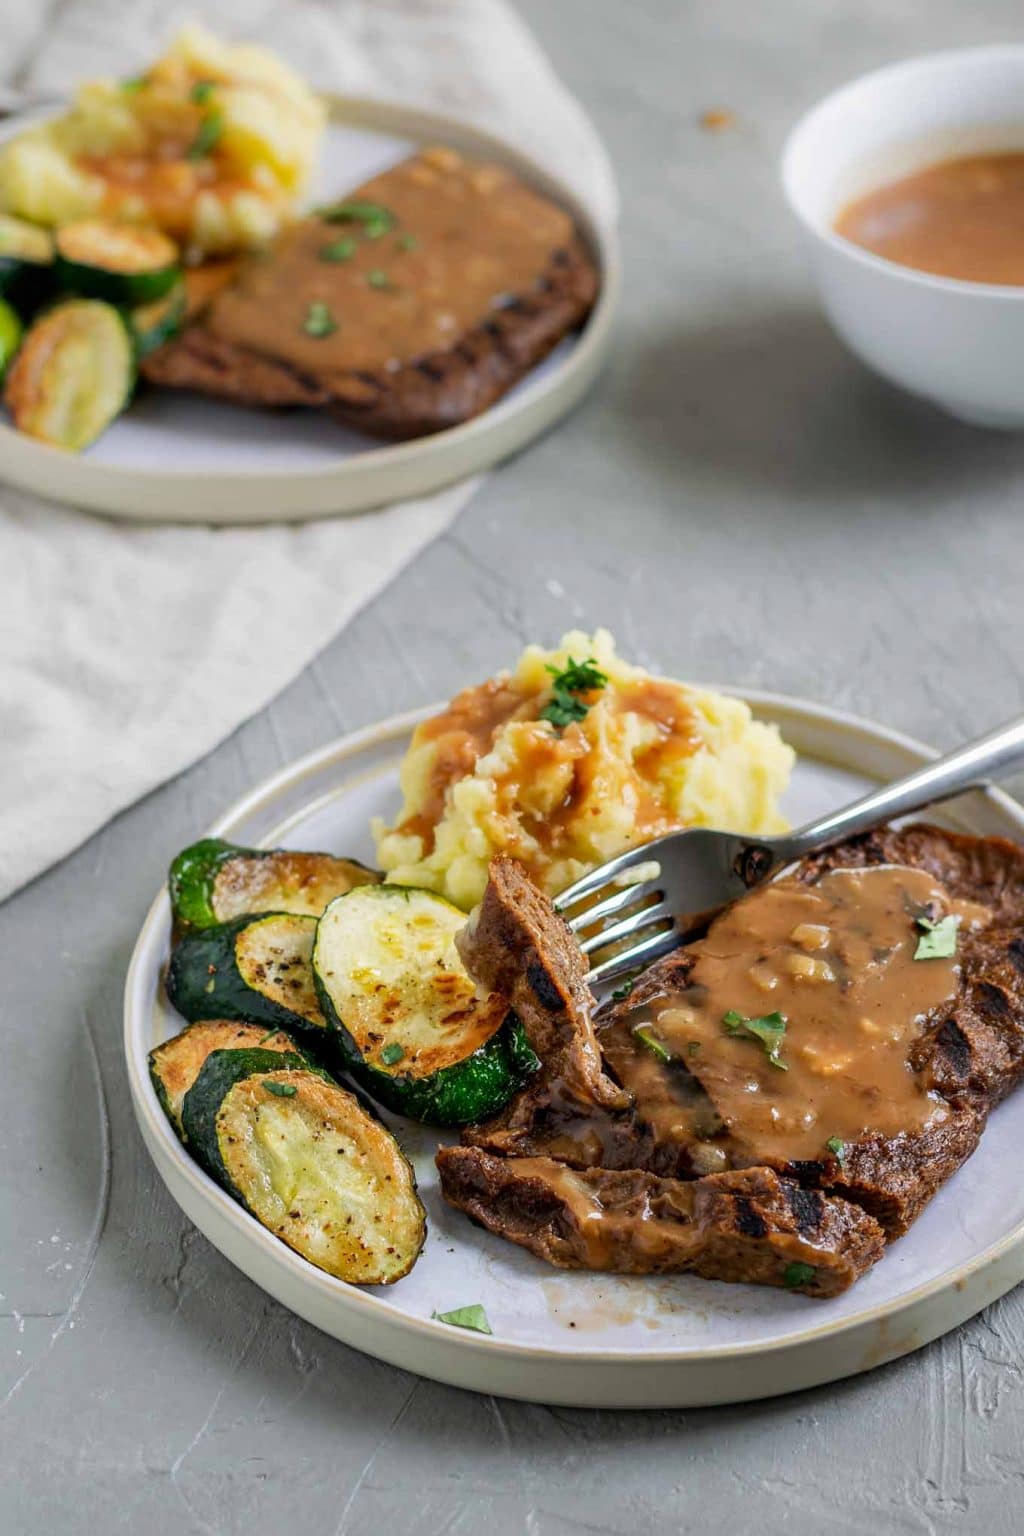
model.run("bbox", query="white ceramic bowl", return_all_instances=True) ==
[782,47,1024,428]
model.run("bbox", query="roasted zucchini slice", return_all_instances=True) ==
[166,911,331,1043]
[0,299,23,382]
[3,300,134,451]
[312,885,539,1125]
[0,215,54,311]
[130,280,186,359]
[182,1052,425,1284]
[148,1019,302,1136]
[55,220,180,305]
[169,837,380,934]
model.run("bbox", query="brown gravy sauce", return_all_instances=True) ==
[207,148,575,375]
[512,1157,697,1268]
[608,865,990,1165]
[835,152,1024,285]
[396,673,700,866]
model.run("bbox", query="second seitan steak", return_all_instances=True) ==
[143,147,599,438]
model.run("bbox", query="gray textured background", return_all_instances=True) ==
[5,1,1024,1531]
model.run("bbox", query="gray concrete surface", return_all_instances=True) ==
[6,1,1024,1531]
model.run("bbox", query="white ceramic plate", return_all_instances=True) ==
[124,694,1024,1407]
[0,96,618,523]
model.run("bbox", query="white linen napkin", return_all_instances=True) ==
[0,0,616,903]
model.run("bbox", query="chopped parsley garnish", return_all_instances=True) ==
[540,655,608,729]
[631,1024,671,1063]
[432,1303,492,1335]
[611,975,636,1003]
[318,237,357,263]
[380,1042,405,1066]
[826,1136,845,1164]
[258,1028,286,1044]
[319,200,395,237]
[264,1081,298,1098]
[367,269,393,290]
[187,107,223,160]
[914,913,959,961]
[722,1008,788,1070]
[783,1261,816,1290]
[395,232,419,251]
[190,80,216,104]
[303,301,338,338]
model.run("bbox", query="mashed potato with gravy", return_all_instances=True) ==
[373,631,795,910]
[0,26,324,256]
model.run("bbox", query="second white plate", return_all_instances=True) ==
[124,693,1024,1407]
[0,96,618,523]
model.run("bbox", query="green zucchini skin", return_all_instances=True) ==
[165,912,329,1043]
[168,837,238,930]
[181,1047,316,1186]
[130,282,186,359]
[321,987,538,1125]
[168,836,379,934]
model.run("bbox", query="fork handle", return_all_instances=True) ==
[779,712,1024,862]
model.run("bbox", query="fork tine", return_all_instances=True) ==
[577,899,674,957]
[555,844,662,912]
[566,878,662,934]
[587,925,682,989]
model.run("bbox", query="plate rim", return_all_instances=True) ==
[0,92,620,522]
[123,691,1024,1398]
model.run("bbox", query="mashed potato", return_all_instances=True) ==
[374,630,795,910]
[0,26,324,256]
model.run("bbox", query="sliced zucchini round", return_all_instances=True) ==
[130,280,186,359]
[313,885,540,1126]
[182,1053,426,1285]
[168,836,380,934]
[0,215,54,312]
[55,220,181,305]
[148,1019,303,1137]
[3,299,134,452]
[0,299,23,381]
[166,911,331,1045]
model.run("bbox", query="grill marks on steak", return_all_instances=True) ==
[442,828,1024,1287]
[436,1148,885,1295]
[142,150,599,440]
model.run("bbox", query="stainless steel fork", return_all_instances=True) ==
[555,712,1024,995]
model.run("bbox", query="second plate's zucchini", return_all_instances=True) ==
[148,1019,304,1136]
[0,214,54,311]
[166,911,330,1042]
[55,220,181,306]
[0,299,23,381]
[168,837,380,934]
[182,1051,426,1284]
[130,281,186,359]
[3,299,134,451]
[312,885,539,1125]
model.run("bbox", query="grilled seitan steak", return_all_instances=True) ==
[143,147,599,438]
[450,827,1024,1251]
[436,1149,885,1296]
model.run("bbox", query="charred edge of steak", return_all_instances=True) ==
[436,1148,886,1297]
[142,237,598,436]
[457,854,628,1112]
